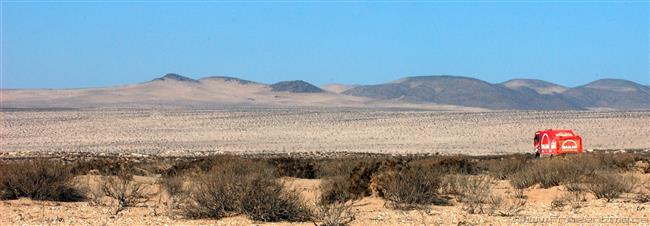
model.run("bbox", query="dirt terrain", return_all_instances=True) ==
[1,175,649,225]
[1,109,649,156]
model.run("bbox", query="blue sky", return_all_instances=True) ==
[1,1,648,88]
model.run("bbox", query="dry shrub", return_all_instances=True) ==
[586,173,637,202]
[551,190,587,211]
[312,201,356,226]
[551,183,589,212]
[453,176,493,214]
[316,159,362,178]
[596,153,638,172]
[486,194,527,216]
[164,155,242,177]
[73,158,146,176]
[160,174,184,218]
[240,178,311,222]
[509,156,600,189]
[377,166,447,210]
[320,158,407,205]
[635,180,650,203]
[347,158,406,197]
[0,160,84,201]
[183,159,311,222]
[319,176,359,204]
[550,196,568,211]
[483,157,528,180]
[101,172,153,214]
[267,157,316,179]
[444,174,525,216]
[411,155,480,175]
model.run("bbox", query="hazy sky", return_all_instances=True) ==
[1,1,648,89]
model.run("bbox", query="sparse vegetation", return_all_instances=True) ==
[268,157,317,179]
[160,174,184,218]
[312,201,356,226]
[182,158,311,222]
[586,173,637,202]
[101,172,153,214]
[0,151,646,224]
[0,160,84,201]
[451,175,494,214]
[377,166,446,209]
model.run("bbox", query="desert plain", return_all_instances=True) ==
[1,108,649,157]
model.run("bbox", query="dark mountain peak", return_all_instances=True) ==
[152,73,198,83]
[270,80,324,93]
[200,76,258,85]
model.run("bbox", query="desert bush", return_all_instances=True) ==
[267,157,317,179]
[550,195,567,211]
[508,156,600,189]
[183,159,270,219]
[444,175,494,214]
[411,155,480,175]
[240,178,311,222]
[483,157,528,180]
[486,195,526,216]
[101,172,153,214]
[444,174,525,216]
[586,173,637,202]
[0,160,84,201]
[320,176,359,204]
[160,174,184,218]
[183,159,311,222]
[635,180,650,203]
[316,159,363,178]
[562,183,588,210]
[551,187,587,211]
[595,153,638,172]
[347,158,406,197]
[312,201,356,226]
[163,155,247,177]
[73,158,140,176]
[377,166,446,209]
[319,158,409,205]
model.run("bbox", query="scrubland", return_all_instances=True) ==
[1,152,650,225]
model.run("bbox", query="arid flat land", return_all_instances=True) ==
[1,109,649,156]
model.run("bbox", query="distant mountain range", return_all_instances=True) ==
[2,73,648,110]
[344,76,650,110]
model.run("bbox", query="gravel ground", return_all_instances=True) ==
[1,109,649,156]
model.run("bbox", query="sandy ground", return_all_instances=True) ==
[1,109,649,156]
[1,175,649,226]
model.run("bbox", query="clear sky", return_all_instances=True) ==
[1,1,648,89]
